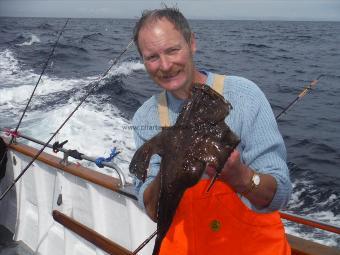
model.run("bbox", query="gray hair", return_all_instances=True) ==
[133,7,192,55]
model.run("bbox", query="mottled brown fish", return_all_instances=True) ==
[129,84,240,255]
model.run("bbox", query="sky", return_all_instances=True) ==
[0,0,339,21]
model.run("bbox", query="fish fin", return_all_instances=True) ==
[129,135,163,181]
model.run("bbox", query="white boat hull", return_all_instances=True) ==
[1,138,339,255]
[0,145,156,255]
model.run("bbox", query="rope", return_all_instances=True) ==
[3,128,20,138]
[95,148,120,168]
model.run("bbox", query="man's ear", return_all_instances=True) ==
[190,33,197,54]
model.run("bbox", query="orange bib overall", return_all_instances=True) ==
[159,180,291,255]
[157,74,290,254]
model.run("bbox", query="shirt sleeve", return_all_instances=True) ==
[236,78,292,212]
[132,103,161,210]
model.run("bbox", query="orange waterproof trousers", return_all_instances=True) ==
[159,179,291,255]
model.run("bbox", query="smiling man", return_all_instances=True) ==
[136,16,203,99]
[131,7,292,255]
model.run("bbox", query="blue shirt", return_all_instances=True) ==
[132,72,292,212]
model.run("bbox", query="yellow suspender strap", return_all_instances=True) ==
[212,74,225,96]
[157,74,226,127]
[158,91,171,128]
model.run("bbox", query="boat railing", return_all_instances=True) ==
[280,211,340,235]
[52,210,133,255]
[3,136,340,255]
[1,131,126,186]
[53,208,340,255]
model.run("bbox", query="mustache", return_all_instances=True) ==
[157,69,180,78]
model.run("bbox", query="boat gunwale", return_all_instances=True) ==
[2,136,340,255]
[2,136,137,199]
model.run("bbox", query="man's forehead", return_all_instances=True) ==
[139,17,176,34]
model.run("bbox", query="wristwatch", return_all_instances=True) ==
[241,171,260,196]
[252,172,261,188]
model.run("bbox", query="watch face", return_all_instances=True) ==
[253,174,260,186]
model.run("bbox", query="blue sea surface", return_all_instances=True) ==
[0,17,339,247]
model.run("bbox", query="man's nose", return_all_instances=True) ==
[159,55,172,71]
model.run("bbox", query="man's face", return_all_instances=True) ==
[138,18,196,96]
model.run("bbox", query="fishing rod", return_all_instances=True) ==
[132,230,157,254]
[0,39,134,200]
[276,74,324,120]
[0,18,70,166]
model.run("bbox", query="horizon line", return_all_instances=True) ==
[1,15,339,23]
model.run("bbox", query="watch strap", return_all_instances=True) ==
[240,171,259,196]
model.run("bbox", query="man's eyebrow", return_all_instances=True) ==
[168,43,182,49]
[163,44,181,51]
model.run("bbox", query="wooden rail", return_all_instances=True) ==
[53,210,132,255]
[288,234,340,255]
[281,212,340,235]
[6,138,122,192]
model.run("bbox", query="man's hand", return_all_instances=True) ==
[206,150,278,209]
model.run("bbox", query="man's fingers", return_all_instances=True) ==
[225,149,240,167]
[205,164,216,176]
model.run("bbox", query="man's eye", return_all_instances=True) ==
[145,55,158,62]
[169,48,179,54]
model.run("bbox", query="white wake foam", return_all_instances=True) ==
[0,49,143,107]
[107,61,145,77]
[0,48,144,182]
[20,102,135,182]
[16,33,41,46]
[284,179,340,247]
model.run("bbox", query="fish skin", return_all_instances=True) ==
[129,84,240,255]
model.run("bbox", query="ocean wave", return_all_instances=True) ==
[244,43,271,49]
[0,59,144,112]
[0,51,145,106]
[0,49,92,105]
[80,32,104,42]
[311,142,338,154]
[294,69,306,74]
[0,49,20,74]
[16,33,41,46]
[106,61,145,77]
[269,55,296,61]
[215,49,227,54]
[296,35,313,40]
[57,43,88,53]
[0,49,40,91]
[0,77,89,105]
[38,23,53,30]
[286,162,340,247]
